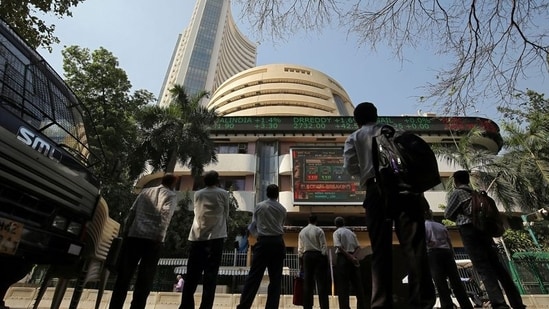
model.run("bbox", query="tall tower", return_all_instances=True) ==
[158,0,257,107]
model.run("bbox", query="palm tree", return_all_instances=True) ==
[137,85,218,175]
[497,112,549,212]
[433,127,520,211]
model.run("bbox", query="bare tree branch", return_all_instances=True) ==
[236,0,549,115]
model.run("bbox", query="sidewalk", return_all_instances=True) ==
[5,286,549,309]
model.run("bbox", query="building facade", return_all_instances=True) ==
[158,0,257,107]
[138,63,504,251]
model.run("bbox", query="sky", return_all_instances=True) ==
[38,0,548,122]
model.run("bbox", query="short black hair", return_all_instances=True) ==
[453,170,470,185]
[308,214,318,224]
[203,170,219,186]
[334,216,345,227]
[266,184,279,199]
[353,102,378,126]
[161,173,177,187]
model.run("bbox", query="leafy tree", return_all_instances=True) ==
[497,91,549,213]
[1,0,85,51]
[62,45,155,221]
[236,0,549,113]
[137,85,218,175]
[502,229,543,254]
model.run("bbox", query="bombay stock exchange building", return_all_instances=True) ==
[139,60,504,252]
[139,0,506,253]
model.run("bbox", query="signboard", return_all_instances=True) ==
[291,148,364,205]
[212,116,500,134]
[0,217,24,255]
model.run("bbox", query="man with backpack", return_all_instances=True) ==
[343,102,435,309]
[445,170,526,309]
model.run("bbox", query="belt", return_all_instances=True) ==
[257,235,283,241]
[304,250,322,254]
[427,247,451,252]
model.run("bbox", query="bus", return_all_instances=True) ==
[0,19,103,276]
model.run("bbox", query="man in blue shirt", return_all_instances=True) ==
[237,184,287,309]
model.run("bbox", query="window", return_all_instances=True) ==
[216,143,247,154]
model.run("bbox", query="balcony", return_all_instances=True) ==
[174,153,256,175]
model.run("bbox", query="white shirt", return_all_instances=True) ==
[188,186,230,241]
[127,185,178,242]
[333,227,360,253]
[298,223,327,257]
[249,198,286,237]
[343,123,384,188]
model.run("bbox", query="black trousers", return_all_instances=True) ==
[179,238,224,309]
[364,181,435,309]
[428,248,473,309]
[302,251,330,309]
[109,237,162,309]
[237,235,285,309]
[335,253,367,309]
[459,224,525,309]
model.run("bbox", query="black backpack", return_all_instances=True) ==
[463,188,505,237]
[373,125,441,193]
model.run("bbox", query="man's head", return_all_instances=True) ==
[425,209,434,221]
[334,216,345,228]
[308,214,318,225]
[203,170,219,187]
[353,102,378,126]
[453,170,470,186]
[161,173,178,189]
[266,184,279,199]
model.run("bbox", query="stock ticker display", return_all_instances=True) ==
[211,116,500,134]
[291,148,364,205]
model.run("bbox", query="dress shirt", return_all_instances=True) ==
[127,184,178,242]
[188,186,230,241]
[298,224,327,256]
[249,198,287,236]
[424,220,451,250]
[333,227,360,253]
[445,185,473,226]
[343,123,384,188]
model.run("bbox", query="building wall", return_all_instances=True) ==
[207,64,355,116]
[158,0,257,107]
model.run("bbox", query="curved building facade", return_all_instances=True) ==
[158,0,256,107]
[207,64,355,116]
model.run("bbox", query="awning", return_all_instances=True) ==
[173,266,291,276]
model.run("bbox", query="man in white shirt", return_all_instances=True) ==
[298,215,329,309]
[237,184,287,309]
[333,217,367,309]
[109,173,178,309]
[179,170,229,309]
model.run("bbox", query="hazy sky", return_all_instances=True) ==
[38,0,547,121]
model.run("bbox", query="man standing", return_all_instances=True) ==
[298,215,330,309]
[179,170,229,309]
[424,209,473,309]
[333,216,367,309]
[445,170,525,309]
[343,102,435,309]
[236,184,287,309]
[109,173,178,309]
